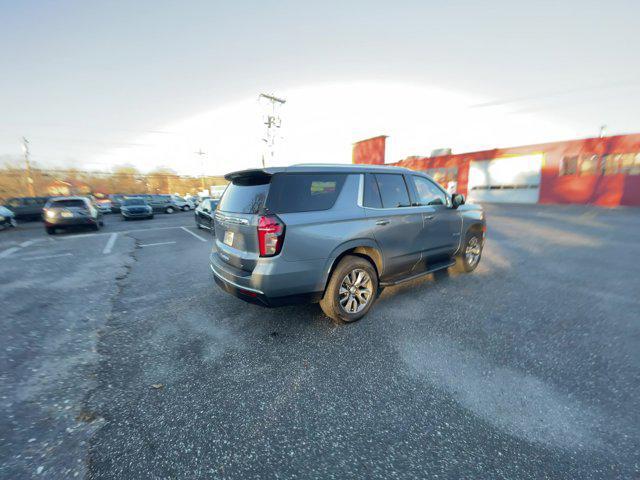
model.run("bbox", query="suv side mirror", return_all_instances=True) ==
[451,193,465,209]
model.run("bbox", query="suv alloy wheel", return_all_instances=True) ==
[320,255,378,323]
[454,232,483,273]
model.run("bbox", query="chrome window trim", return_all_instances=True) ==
[361,173,439,211]
[357,170,455,211]
[357,174,364,207]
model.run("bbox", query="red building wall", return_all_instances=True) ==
[352,134,640,207]
[352,136,387,165]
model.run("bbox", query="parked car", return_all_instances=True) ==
[120,197,154,220]
[186,194,201,206]
[109,194,126,213]
[94,198,113,214]
[3,196,50,220]
[0,206,17,230]
[171,195,193,211]
[185,196,197,209]
[43,196,104,234]
[210,165,485,322]
[194,198,219,231]
[146,194,183,214]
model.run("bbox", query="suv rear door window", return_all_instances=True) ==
[374,174,411,208]
[266,173,347,213]
[363,173,382,208]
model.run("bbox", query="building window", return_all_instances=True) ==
[579,155,599,175]
[632,154,640,175]
[602,154,620,175]
[421,167,458,187]
[620,153,635,175]
[560,156,578,175]
[561,154,600,176]
[601,153,640,175]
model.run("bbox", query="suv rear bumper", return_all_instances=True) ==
[211,265,321,307]
[209,250,325,307]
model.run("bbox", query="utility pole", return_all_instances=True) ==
[259,93,286,167]
[599,125,607,138]
[22,137,36,197]
[195,149,206,191]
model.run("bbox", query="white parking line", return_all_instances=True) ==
[0,247,20,259]
[56,225,194,240]
[103,233,118,254]
[139,241,176,247]
[180,226,207,242]
[20,240,38,248]
[22,253,74,261]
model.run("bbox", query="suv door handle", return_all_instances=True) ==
[375,219,389,226]
[423,214,434,220]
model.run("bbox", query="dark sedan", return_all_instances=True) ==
[194,198,218,231]
[4,196,50,221]
[120,197,154,220]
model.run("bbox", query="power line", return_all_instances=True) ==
[471,78,640,109]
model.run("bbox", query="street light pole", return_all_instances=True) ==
[22,137,36,197]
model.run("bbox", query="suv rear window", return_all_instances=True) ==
[218,178,269,214]
[50,199,86,208]
[266,173,347,213]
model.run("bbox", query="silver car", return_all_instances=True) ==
[210,165,485,322]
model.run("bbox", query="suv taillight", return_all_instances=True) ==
[258,215,285,257]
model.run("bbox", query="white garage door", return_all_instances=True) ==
[467,153,543,204]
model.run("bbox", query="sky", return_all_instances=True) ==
[0,0,638,175]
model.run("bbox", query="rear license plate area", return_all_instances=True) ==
[223,230,234,246]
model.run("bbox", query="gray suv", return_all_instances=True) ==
[210,165,485,322]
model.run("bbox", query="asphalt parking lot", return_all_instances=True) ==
[1,205,639,479]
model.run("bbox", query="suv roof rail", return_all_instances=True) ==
[289,163,392,168]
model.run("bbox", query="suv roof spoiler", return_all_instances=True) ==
[224,164,413,182]
[225,168,275,182]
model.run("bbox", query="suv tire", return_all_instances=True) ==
[46,227,56,235]
[166,206,174,214]
[454,231,483,273]
[320,255,378,323]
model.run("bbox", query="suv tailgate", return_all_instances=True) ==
[213,172,270,273]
